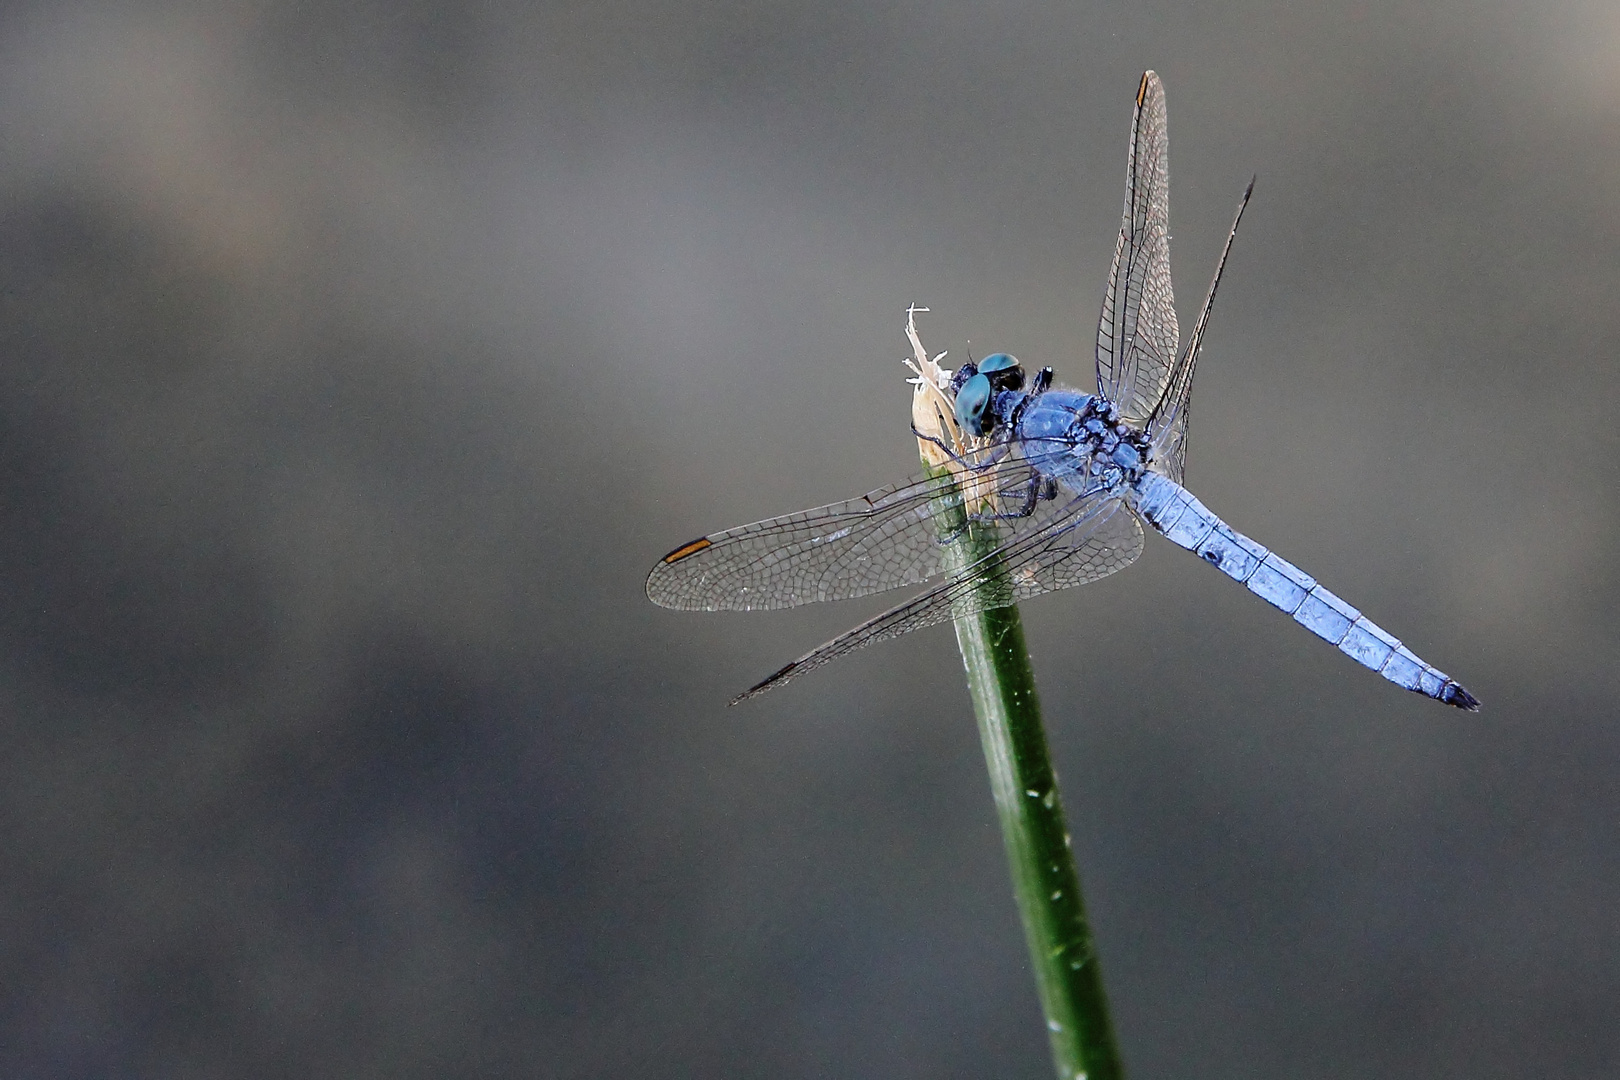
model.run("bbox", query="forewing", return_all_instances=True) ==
[1096,70,1179,425]
[731,495,1143,702]
[646,439,1077,612]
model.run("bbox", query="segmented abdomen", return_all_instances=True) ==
[1130,472,1478,710]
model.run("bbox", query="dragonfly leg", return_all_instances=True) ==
[969,471,1050,524]
[932,474,1039,545]
[909,425,1014,473]
[911,425,959,461]
[934,467,1063,547]
[934,518,972,545]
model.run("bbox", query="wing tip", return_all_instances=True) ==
[647,537,715,605]
[1136,70,1158,106]
[729,660,798,706]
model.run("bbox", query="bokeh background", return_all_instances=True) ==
[1,1,1616,1077]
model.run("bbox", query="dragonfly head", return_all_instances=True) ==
[976,352,1026,391]
[952,353,1028,436]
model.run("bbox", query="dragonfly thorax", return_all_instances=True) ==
[952,357,1151,489]
[1011,390,1150,491]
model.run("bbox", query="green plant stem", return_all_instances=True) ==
[944,511,1125,1080]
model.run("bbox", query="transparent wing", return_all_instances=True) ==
[731,496,1144,702]
[1148,178,1254,484]
[647,437,1083,612]
[1095,70,1179,425]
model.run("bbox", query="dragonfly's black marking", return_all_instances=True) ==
[1436,682,1480,711]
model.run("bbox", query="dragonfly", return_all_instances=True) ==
[647,70,1479,711]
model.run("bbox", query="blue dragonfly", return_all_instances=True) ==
[647,70,1478,711]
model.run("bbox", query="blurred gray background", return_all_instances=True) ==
[0,1,1615,1077]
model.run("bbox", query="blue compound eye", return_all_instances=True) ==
[976,352,1025,391]
[954,373,994,435]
